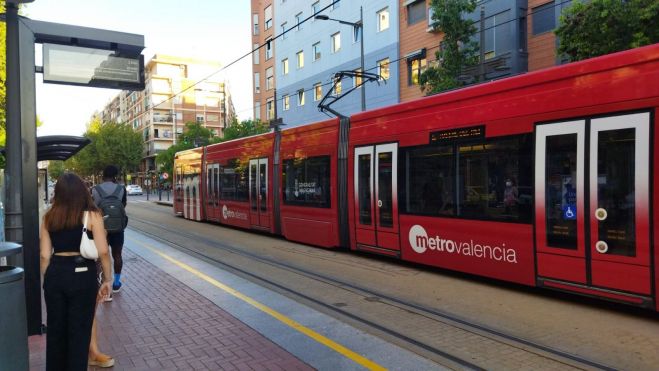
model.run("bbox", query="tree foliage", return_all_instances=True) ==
[155,119,269,178]
[216,119,269,143]
[556,0,659,61]
[419,0,479,95]
[66,117,142,181]
[47,160,66,180]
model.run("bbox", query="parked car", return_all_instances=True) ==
[126,184,143,195]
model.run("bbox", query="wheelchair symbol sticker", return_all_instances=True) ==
[563,205,576,220]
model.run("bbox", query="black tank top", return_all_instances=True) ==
[49,214,94,253]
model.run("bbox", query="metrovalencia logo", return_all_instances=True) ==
[408,225,518,263]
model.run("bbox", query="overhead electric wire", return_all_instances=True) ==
[121,0,572,125]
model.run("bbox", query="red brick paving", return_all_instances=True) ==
[29,249,313,370]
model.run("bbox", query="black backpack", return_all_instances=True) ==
[95,185,127,233]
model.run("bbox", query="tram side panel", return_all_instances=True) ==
[346,44,659,292]
[204,133,275,232]
[279,119,341,248]
[654,111,659,312]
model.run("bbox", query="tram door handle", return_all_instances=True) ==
[377,200,383,208]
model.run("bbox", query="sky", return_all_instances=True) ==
[25,0,252,136]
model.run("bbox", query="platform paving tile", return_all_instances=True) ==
[27,249,312,370]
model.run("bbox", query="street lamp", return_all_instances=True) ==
[315,6,365,111]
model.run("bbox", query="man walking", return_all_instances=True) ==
[92,165,128,299]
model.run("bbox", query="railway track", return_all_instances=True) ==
[128,213,615,371]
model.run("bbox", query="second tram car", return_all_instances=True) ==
[175,44,659,310]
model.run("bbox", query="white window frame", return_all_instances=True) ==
[265,38,273,60]
[313,42,321,61]
[314,83,322,101]
[377,7,390,32]
[264,5,273,30]
[254,72,260,93]
[253,43,260,65]
[377,58,390,81]
[297,50,304,69]
[296,12,303,31]
[281,22,288,39]
[283,95,290,111]
[282,58,289,75]
[265,67,274,91]
[297,89,305,106]
[331,32,341,53]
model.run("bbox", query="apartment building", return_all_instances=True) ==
[252,0,276,122]
[399,0,529,102]
[274,0,400,127]
[99,55,235,182]
[252,0,583,126]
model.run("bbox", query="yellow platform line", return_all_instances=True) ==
[129,237,386,371]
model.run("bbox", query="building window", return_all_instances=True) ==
[334,78,342,96]
[378,58,390,80]
[282,58,289,75]
[331,32,341,53]
[533,2,555,35]
[154,129,159,138]
[254,102,261,121]
[265,38,273,60]
[264,5,273,30]
[266,99,274,120]
[296,12,303,31]
[196,114,204,123]
[283,156,331,208]
[354,68,363,88]
[312,1,320,17]
[253,43,260,65]
[281,22,288,40]
[254,72,260,93]
[297,50,304,68]
[297,89,305,106]
[407,0,426,25]
[377,7,389,31]
[314,83,323,101]
[482,11,513,60]
[283,95,290,111]
[428,7,438,29]
[332,1,339,10]
[313,42,321,61]
[253,14,259,35]
[266,67,274,90]
[408,57,427,85]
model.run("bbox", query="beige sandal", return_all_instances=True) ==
[89,353,115,368]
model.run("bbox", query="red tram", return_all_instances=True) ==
[175,44,659,310]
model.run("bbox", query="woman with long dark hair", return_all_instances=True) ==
[40,173,112,370]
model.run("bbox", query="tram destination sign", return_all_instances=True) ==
[430,125,485,143]
[43,43,145,90]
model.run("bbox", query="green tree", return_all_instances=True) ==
[66,118,142,182]
[216,118,269,143]
[556,0,659,61]
[47,160,66,180]
[155,122,212,178]
[419,0,479,95]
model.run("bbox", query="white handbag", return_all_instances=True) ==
[80,211,99,260]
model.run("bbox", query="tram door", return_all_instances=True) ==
[535,112,651,296]
[354,144,399,252]
[249,158,270,229]
[205,163,220,220]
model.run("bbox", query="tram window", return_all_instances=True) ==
[219,159,248,202]
[458,135,532,222]
[283,155,331,208]
[401,145,455,216]
[400,134,532,223]
[545,134,578,249]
